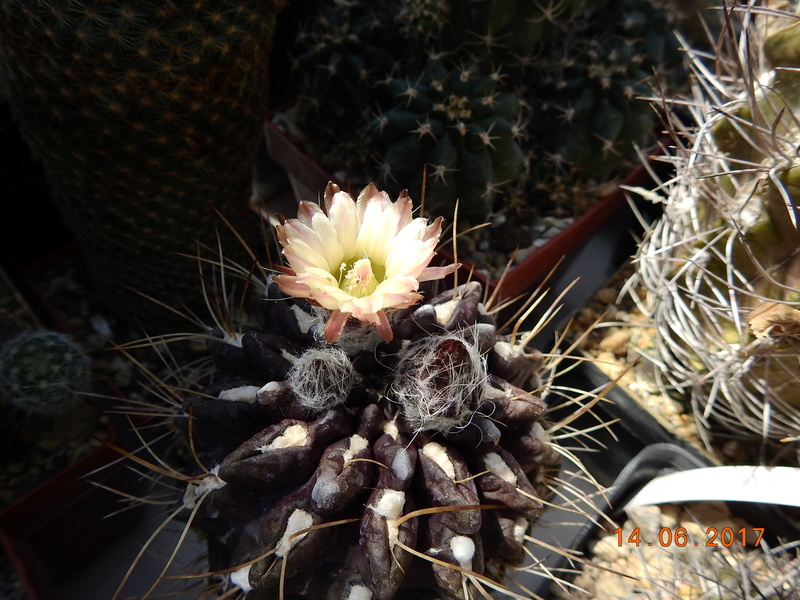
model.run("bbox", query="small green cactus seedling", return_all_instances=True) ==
[0,330,90,416]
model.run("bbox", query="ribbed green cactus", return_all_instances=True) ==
[0,1,284,331]
[527,0,681,184]
[375,58,526,222]
[284,0,681,225]
[437,0,582,74]
[633,6,800,441]
[0,330,90,416]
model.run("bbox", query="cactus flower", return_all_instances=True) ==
[274,182,458,343]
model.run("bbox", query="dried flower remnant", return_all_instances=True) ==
[274,182,459,343]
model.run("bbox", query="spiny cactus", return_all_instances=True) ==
[374,58,527,222]
[0,1,284,331]
[112,183,609,600]
[290,1,402,164]
[0,330,90,416]
[526,0,682,185]
[436,0,582,75]
[632,5,800,443]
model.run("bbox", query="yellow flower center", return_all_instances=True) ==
[341,257,379,298]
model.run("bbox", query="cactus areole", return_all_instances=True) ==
[180,184,559,598]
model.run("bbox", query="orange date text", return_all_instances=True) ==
[614,526,764,548]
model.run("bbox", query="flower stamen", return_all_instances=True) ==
[342,258,379,298]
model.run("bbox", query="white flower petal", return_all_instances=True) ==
[283,239,331,273]
[327,192,360,259]
[310,213,345,272]
[296,201,324,228]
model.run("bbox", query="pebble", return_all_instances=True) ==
[597,329,631,356]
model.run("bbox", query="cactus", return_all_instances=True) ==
[632,5,800,442]
[293,2,402,143]
[0,1,284,331]
[0,330,90,416]
[436,0,582,75]
[110,183,617,600]
[526,0,682,185]
[374,58,527,222]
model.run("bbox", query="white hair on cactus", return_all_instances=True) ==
[390,333,488,432]
[449,535,476,568]
[276,509,314,558]
[230,563,252,592]
[258,424,309,452]
[183,465,225,510]
[217,385,261,402]
[287,345,354,411]
[422,441,456,479]
[342,434,368,464]
[346,584,373,600]
[371,489,405,520]
[483,452,516,485]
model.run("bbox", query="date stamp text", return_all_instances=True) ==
[614,526,764,548]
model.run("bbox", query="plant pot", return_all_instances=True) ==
[264,108,666,305]
[0,405,143,600]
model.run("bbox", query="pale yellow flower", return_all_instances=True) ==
[274,182,459,343]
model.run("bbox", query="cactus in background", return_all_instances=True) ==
[292,2,397,120]
[0,1,285,332]
[374,58,527,222]
[437,0,582,75]
[284,0,682,225]
[0,330,90,416]
[527,0,681,186]
[632,5,800,442]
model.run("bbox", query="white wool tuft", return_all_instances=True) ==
[276,509,314,558]
[287,346,353,410]
[449,535,476,568]
[264,424,309,450]
[422,442,455,480]
[433,299,460,325]
[483,452,517,484]
[343,434,368,464]
[230,564,252,592]
[370,489,405,520]
[218,385,261,402]
[290,304,319,333]
[345,584,373,600]
[183,465,225,509]
[513,517,529,542]
[383,419,399,439]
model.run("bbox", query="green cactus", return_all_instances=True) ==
[292,2,402,133]
[632,6,800,441]
[437,0,582,74]
[0,1,284,331]
[527,0,682,185]
[283,0,685,230]
[0,330,90,416]
[375,58,526,222]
